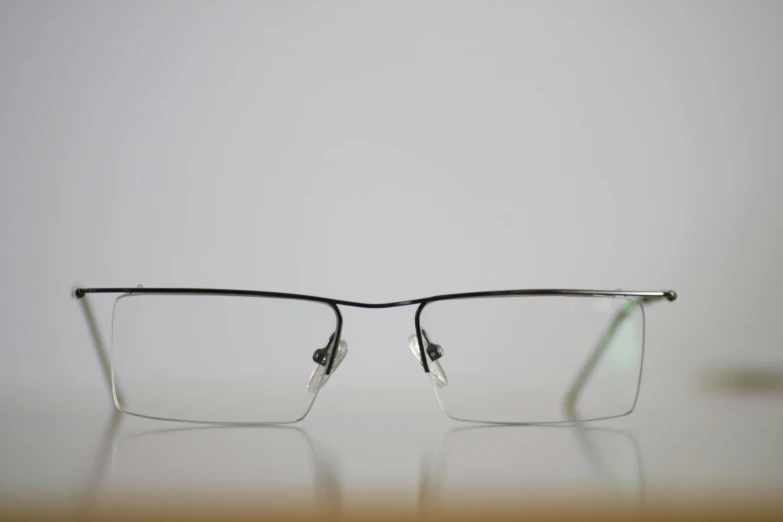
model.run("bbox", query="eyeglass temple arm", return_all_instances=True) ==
[564,294,674,419]
[75,291,124,406]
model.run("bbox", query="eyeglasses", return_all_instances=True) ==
[73,287,677,425]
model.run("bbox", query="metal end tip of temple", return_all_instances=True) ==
[72,288,86,299]
[665,290,677,302]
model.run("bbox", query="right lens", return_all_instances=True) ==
[111,293,339,423]
[417,296,645,423]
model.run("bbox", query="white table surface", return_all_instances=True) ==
[2,377,781,514]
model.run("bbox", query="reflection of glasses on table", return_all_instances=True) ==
[74,286,676,424]
[418,424,646,512]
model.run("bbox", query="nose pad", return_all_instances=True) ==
[308,339,348,393]
[408,334,448,388]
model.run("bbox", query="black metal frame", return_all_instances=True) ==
[74,287,676,376]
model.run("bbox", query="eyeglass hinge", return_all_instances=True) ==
[426,343,444,362]
[312,347,330,366]
[312,333,337,366]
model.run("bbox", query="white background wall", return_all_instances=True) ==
[1,1,782,417]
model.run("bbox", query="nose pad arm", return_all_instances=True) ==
[308,339,348,393]
[408,333,448,388]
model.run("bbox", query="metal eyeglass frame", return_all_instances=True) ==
[74,286,677,423]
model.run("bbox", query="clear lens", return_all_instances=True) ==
[418,296,645,423]
[111,294,339,423]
